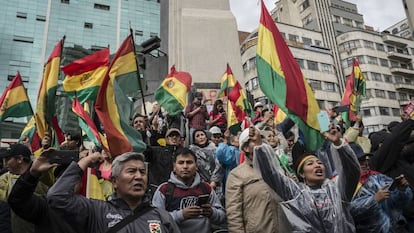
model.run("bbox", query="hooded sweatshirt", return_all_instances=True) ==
[152,172,226,233]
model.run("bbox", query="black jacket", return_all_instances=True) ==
[145,145,181,186]
[7,170,79,233]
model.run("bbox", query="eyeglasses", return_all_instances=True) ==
[212,134,222,138]
[167,134,180,138]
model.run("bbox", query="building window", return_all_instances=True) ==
[367,56,378,65]
[296,58,305,69]
[400,93,408,101]
[301,0,310,11]
[309,80,322,90]
[16,12,27,19]
[363,40,375,49]
[365,89,373,98]
[401,23,409,30]
[302,37,312,45]
[94,3,110,11]
[356,55,365,64]
[333,15,341,23]
[321,63,333,73]
[388,91,397,100]
[36,15,46,21]
[362,108,371,117]
[379,58,388,67]
[307,61,318,71]
[84,22,93,29]
[376,43,385,51]
[317,100,325,109]
[392,28,399,34]
[13,35,34,43]
[252,77,258,90]
[343,18,353,27]
[379,107,390,116]
[395,75,403,84]
[280,32,286,39]
[314,40,322,46]
[392,108,400,117]
[375,89,386,98]
[387,45,395,52]
[8,75,29,82]
[91,45,106,51]
[61,0,69,3]
[384,74,392,83]
[325,82,335,92]
[135,30,143,36]
[302,14,312,26]
[371,72,382,81]
[288,34,299,42]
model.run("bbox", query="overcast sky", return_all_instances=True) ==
[229,0,406,32]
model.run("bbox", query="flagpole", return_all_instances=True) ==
[129,27,147,115]
[225,63,230,128]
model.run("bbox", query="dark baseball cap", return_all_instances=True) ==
[0,144,31,159]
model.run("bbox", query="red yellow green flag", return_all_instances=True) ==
[273,104,287,125]
[217,64,237,98]
[95,34,146,157]
[72,96,108,151]
[0,72,33,121]
[256,1,323,151]
[62,48,109,104]
[19,116,41,154]
[341,58,366,122]
[154,65,192,116]
[35,38,63,139]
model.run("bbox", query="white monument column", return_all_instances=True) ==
[167,0,243,88]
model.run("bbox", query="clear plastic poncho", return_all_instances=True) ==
[253,142,360,233]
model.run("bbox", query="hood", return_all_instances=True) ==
[168,171,202,189]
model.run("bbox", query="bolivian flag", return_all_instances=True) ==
[0,72,33,121]
[256,1,323,151]
[62,48,109,103]
[341,58,366,123]
[19,116,41,155]
[35,38,63,139]
[154,65,192,116]
[95,34,146,157]
[217,64,237,98]
[72,96,108,151]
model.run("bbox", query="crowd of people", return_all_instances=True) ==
[1,91,414,233]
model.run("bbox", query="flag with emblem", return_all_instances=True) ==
[217,64,237,98]
[0,72,33,121]
[256,1,323,151]
[62,48,109,104]
[154,65,192,116]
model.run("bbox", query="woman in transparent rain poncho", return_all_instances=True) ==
[253,127,360,233]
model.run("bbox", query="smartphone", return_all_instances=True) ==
[333,105,350,113]
[317,111,331,133]
[389,176,403,191]
[48,150,79,164]
[197,194,210,206]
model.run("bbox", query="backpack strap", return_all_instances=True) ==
[164,181,175,211]
[105,205,153,233]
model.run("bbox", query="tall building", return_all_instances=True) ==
[0,0,160,108]
[384,19,411,39]
[0,0,160,135]
[273,0,365,93]
[241,0,414,133]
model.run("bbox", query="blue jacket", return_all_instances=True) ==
[216,143,239,186]
[351,174,412,233]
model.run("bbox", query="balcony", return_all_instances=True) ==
[395,83,414,92]
[382,33,408,47]
[390,66,414,76]
[387,51,412,62]
[399,99,410,106]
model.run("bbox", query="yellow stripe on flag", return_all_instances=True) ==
[63,66,107,92]
[257,25,284,79]
[163,77,189,107]
[109,52,136,78]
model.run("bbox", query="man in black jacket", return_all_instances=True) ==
[7,148,80,233]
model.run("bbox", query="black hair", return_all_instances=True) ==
[212,99,224,115]
[283,130,295,139]
[173,147,197,162]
